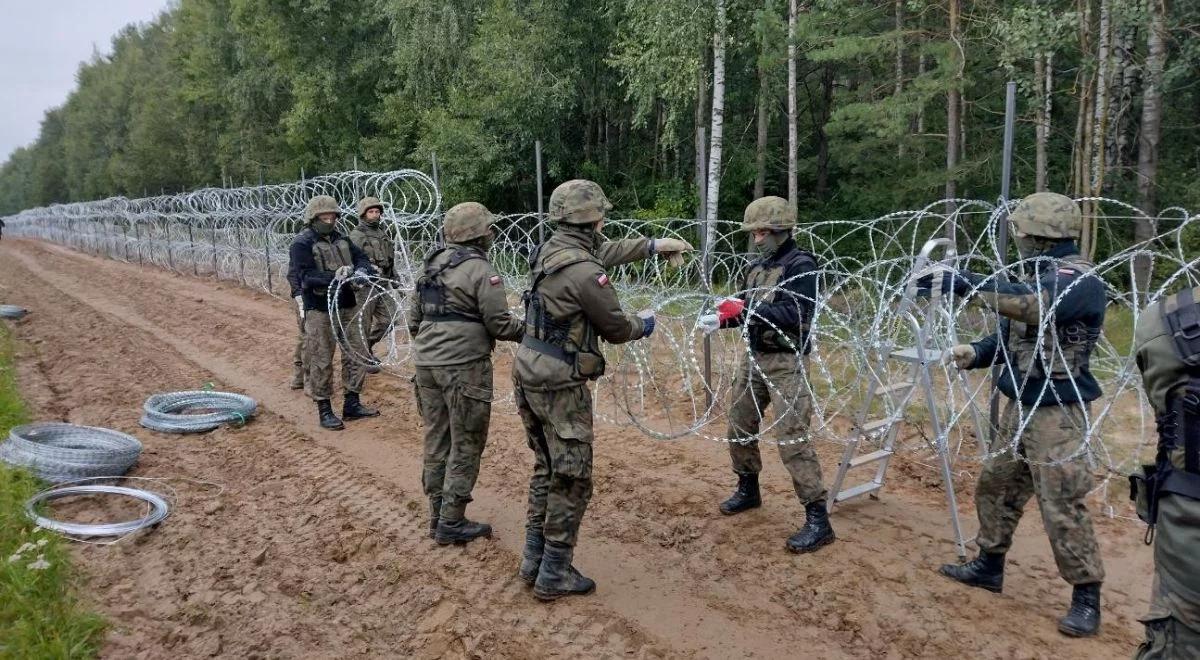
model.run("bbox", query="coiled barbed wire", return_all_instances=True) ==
[0,423,142,483]
[26,484,169,538]
[140,391,258,433]
[5,175,1200,504]
[0,304,28,319]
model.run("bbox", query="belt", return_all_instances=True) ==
[521,336,572,363]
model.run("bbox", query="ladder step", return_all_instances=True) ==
[872,380,914,398]
[849,449,894,468]
[859,418,894,437]
[891,347,944,364]
[834,482,883,503]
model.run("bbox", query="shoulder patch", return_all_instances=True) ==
[596,274,610,287]
[489,275,502,286]
[1057,268,1077,277]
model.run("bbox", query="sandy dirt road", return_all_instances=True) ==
[0,238,1154,659]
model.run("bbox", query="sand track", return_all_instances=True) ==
[0,239,1151,659]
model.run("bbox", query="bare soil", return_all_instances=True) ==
[0,239,1152,659]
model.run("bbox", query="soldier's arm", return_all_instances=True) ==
[406,281,423,334]
[958,271,1042,325]
[595,237,651,268]
[473,262,523,342]
[292,238,332,290]
[572,264,646,344]
[285,250,302,298]
[968,321,1007,369]
[750,261,816,331]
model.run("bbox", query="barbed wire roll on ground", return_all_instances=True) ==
[0,304,28,320]
[0,423,143,483]
[26,484,170,539]
[140,391,258,433]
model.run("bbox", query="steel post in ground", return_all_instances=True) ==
[187,222,198,276]
[536,140,545,245]
[988,81,1018,446]
[696,126,713,409]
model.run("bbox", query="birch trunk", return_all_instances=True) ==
[705,0,727,250]
[1134,0,1166,295]
[787,0,798,213]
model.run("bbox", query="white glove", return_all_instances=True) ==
[353,268,371,281]
[698,313,720,335]
[333,265,353,281]
[294,296,304,320]
[652,237,694,267]
[945,344,976,370]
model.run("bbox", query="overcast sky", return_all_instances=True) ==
[0,0,169,162]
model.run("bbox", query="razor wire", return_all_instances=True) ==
[5,176,1200,506]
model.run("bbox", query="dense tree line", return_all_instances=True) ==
[1,0,1197,231]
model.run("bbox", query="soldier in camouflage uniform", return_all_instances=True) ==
[1130,287,1200,659]
[698,196,833,554]
[514,179,692,600]
[349,197,398,374]
[921,192,1106,637]
[288,195,382,430]
[407,202,522,545]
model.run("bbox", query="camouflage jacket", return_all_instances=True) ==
[407,242,522,367]
[348,222,396,280]
[514,226,651,392]
[958,240,1105,406]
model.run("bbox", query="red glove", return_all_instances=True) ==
[717,297,745,322]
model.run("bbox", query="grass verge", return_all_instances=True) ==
[0,324,106,659]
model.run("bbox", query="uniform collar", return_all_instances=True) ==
[548,224,600,254]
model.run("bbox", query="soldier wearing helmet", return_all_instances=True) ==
[349,196,398,374]
[918,192,1107,637]
[698,196,834,554]
[289,194,381,430]
[406,201,522,545]
[513,179,692,600]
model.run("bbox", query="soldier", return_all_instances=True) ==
[349,196,398,374]
[698,196,833,553]
[289,195,382,430]
[287,233,306,390]
[514,179,692,600]
[0,217,5,240]
[921,192,1106,636]
[407,202,522,545]
[1130,286,1200,658]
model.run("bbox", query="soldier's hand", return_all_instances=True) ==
[652,238,693,267]
[697,313,720,335]
[945,344,976,370]
[294,296,305,320]
[638,309,656,338]
[333,265,353,281]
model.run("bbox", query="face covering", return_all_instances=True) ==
[1015,235,1054,260]
[313,221,335,236]
[754,230,788,254]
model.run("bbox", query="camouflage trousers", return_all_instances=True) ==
[291,303,305,387]
[415,359,494,521]
[359,286,399,349]
[975,400,1105,584]
[515,382,594,549]
[726,351,827,504]
[1136,572,1200,660]
[302,308,366,401]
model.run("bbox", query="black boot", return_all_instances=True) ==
[785,501,836,553]
[363,356,382,375]
[435,518,493,545]
[428,498,441,539]
[317,399,344,430]
[519,529,545,586]
[533,543,595,601]
[719,473,762,515]
[342,392,380,420]
[1058,583,1101,637]
[939,551,1005,593]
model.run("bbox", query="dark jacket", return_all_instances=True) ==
[288,227,371,312]
[722,237,818,355]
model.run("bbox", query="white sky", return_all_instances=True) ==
[0,0,169,161]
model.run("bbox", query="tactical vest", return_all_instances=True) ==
[520,245,606,380]
[416,247,484,323]
[1131,288,1200,538]
[352,226,394,276]
[310,236,354,297]
[1009,257,1101,380]
[745,249,817,353]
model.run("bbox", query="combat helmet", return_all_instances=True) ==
[304,195,341,223]
[740,196,796,232]
[548,179,612,225]
[1009,192,1082,239]
[356,196,384,219]
[444,202,495,243]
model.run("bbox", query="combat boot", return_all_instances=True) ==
[533,543,595,601]
[518,528,545,585]
[938,551,1005,593]
[1058,583,1101,637]
[427,498,442,539]
[364,357,382,375]
[435,518,493,545]
[719,473,762,515]
[317,399,344,431]
[342,392,380,420]
[785,501,836,553]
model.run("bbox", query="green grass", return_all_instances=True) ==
[0,325,106,659]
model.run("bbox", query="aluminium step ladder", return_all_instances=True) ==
[826,238,986,559]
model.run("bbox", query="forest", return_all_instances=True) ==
[0,0,1196,230]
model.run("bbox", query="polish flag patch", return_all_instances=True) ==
[596,274,610,287]
[489,275,502,286]
[1057,268,1076,277]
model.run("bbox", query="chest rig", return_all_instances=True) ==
[745,249,816,353]
[1008,257,1101,380]
[310,235,354,296]
[521,245,607,379]
[355,225,394,275]
[416,247,484,323]
[1131,287,1200,537]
